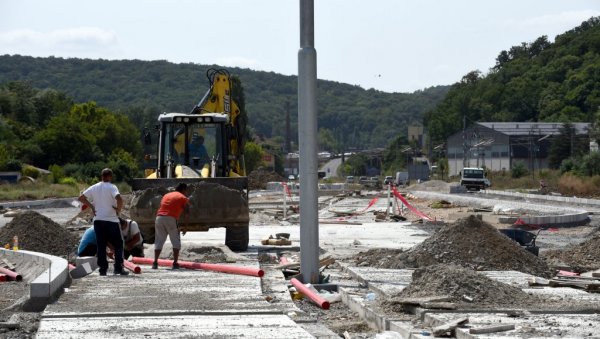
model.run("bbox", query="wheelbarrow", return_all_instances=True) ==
[499,229,540,256]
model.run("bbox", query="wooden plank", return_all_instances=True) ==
[432,317,468,337]
[0,322,20,329]
[274,256,335,270]
[469,324,515,334]
[394,296,452,305]
[1,259,16,271]
[421,302,456,310]
[528,277,550,286]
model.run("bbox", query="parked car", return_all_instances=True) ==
[345,176,355,184]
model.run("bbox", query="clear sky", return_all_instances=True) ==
[0,0,598,93]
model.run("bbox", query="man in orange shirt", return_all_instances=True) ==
[153,183,190,269]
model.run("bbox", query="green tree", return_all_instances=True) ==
[34,102,141,168]
[244,142,264,173]
[548,123,589,169]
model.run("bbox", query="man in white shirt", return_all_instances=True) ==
[78,168,128,276]
[119,217,144,259]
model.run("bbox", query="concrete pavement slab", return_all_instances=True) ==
[424,312,600,338]
[43,264,273,315]
[37,314,314,338]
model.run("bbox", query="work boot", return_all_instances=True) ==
[172,262,180,270]
[152,262,158,270]
[114,270,129,276]
[99,270,107,276]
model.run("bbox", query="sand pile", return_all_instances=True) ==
[385,264,540,309]
[543,235,600,272]
[0,210,79,257]
[248,169,285,190]
[355,215,553,277]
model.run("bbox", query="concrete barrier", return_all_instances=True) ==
[483,190,600,207]
[0,248,69,306]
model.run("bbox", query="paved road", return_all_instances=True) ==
[319,158,342,178]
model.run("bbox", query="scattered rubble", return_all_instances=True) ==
[383,264,542,310]
[355,215,554,278]
[543,234,600,272]
[0,210,78,257]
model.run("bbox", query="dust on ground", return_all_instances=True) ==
[543,234,600,272]
[0,210,78,257]
[354,215,554,278]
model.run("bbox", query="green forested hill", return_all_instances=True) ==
[425,16,600,145]
[0,54,448,149]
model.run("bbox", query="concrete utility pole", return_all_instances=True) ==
[298,0,319,284]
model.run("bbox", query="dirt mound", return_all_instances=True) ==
[183,246,228,263]
[385,264,540,309]
[248,169,285,190]
[543,235,600,272]
[355,215,553,277]
[0,210,78,257]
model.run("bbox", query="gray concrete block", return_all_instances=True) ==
[75,256,98,271]
[70,262,93,279]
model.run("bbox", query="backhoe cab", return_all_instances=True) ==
[129,69,250,251]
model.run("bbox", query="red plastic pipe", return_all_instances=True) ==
[0,267,22,281]
[290,278,330,310]
[124,260,141,274]
[131,257,264,277]
[0,274,7,282]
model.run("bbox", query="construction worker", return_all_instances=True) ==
[153,183,190,270]
[77,226,97,257]
[79,168,128,276]
[119,217,144,259]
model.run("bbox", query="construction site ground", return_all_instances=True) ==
[1,180,600,338]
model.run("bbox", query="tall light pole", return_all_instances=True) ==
[298,0,319,284]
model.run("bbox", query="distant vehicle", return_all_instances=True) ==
[460,167,488,191]
[483,178,491,188]
[361,177,381,189]
[384,176,394,185]
[359,176,367,183]
[395,171,409,186]
[288,175,295,181]
[346,176,355,184]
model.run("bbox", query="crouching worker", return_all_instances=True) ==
[119,217,144,260]
[77,226,97,257]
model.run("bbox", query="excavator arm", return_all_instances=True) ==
[190,68,245,176]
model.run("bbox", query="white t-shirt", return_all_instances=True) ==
[82,181,120,223]
[121,220,143,247]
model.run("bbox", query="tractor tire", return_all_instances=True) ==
[225,225,249,252]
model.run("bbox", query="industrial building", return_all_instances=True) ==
[446,122,590,176]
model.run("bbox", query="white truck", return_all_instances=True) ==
[460,167,490,191]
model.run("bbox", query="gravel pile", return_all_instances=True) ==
[355,215,553,277]
[0,210,78,257]
[385,264,540,309]
[543,235,600,272]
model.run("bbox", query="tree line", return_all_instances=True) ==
[424,17,600,148]
[0,55,448,152]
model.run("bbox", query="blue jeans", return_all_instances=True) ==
[94,220,124,273]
